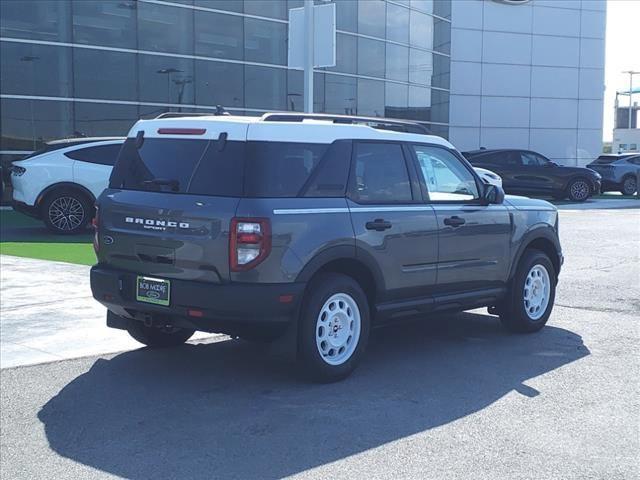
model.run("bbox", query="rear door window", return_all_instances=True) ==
[349,142,412,203]
[109,137,244,197]
[520,152,547,166]
[65,144,123,166]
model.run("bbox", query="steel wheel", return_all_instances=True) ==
[622,177,637,195]
[569,180,590,201]
[523,264,551,320]
[48,196,85,232]
[315,292,361,366]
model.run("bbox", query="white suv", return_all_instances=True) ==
[11,137,124,234]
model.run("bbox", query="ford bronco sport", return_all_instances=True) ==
[91,112,563,382]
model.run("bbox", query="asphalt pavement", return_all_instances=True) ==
[1,208,639,479]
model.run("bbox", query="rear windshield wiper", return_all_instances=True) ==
[142,178,180,192]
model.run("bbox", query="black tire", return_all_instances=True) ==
[566,178,591,202]
[127,322,195,348]
[298,273,370,383]
[620,175,637,196]
[41,188,93,234]
[500,249,556,334]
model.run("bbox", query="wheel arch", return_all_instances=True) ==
[295,246,383,308]
[509,227,562,281]
[36,182,96,211]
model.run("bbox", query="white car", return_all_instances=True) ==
[474,167,503,188]
[11,137,124,234]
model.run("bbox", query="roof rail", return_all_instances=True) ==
[261,112,431,135]
[155,105,230,119]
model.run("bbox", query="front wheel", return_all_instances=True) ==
[127,322,194,348]
[621,176,637,196]
[298,273,370,382]
[566,178,591,202]
[500,250,556,333]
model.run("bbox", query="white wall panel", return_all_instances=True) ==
[580,38,605,68]
[578,99,604,129]
[451,0,483,30]
[450,28,483,62]
[482,31,532,65]
[580,9,606,39]
[529,128,578,161]
[481,97,530,128]
[482,0,532,34]
[450,94,481,127]
[533,6,580,37]
[531,98,578,129]
[532,35,580,67]
[531,66,579,99]
[449,126,481,151]
[581,0,606,12]
[480,127,530,150]
[579,68,605,99]
[577,129,603,165]
[481,63,531,97]
[450,61,482,95]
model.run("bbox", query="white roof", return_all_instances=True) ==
[127,114,453,148]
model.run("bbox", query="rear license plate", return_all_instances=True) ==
[136,276,170,306]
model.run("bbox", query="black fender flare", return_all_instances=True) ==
[295,244,385,296]
[508,225,562,281]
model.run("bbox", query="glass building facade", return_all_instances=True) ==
[0,0,451,166]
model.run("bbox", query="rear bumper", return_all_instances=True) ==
[11,200,40,219]
[91,266,305,335]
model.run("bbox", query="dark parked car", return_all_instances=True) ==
[463,149,601,202]
[587,154,639,195]
[91,113,563,382]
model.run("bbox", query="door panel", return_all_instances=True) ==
[432,205,512,291]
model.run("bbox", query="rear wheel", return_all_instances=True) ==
[298,273,370,382]
[500,250,556,333]
[621,176,637,196]
[127,322,194,348]
[41,188,93,234]
[566,178,591,202]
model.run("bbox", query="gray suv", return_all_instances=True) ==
[587,154,639,195]
[91,113,563,382]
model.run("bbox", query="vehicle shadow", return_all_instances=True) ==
[38,312,589,479]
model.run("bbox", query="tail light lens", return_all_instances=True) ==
[92,207,99,255]
[229,218,271,271]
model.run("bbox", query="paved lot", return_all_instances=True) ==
[1,208,639,479]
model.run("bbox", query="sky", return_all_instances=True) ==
[602,0,640,141]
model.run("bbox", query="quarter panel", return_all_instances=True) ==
[12,153,75,206]
[73,161,112,199]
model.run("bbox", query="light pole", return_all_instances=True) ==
[156,68,182,106]
[622,70,638,129]
[304,0,314,113]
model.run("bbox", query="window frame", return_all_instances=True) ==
[407,142,486,205]
[64,143,123,166]
[346,140,421,205]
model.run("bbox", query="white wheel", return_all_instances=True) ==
[315,293,361,366]
[523,264,551,320]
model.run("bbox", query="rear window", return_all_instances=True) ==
[110,138,350,198]
[109,138,245,197]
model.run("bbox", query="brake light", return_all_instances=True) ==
[229,218,271,271]
[92,207,99,256]
[157,128,206,135]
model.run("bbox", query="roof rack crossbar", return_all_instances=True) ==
[260,113,431,135]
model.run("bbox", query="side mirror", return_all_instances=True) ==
[483,184,505,205]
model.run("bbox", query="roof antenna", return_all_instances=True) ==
[215,105,230,116]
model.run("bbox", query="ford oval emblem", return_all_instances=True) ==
[103,235,114,245]
[146,291,160,299]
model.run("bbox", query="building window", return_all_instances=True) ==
[386,44,409,82]
[195,61,244,109]
[0,0,71,42]
[137,2,194,55]
[357,78,385,117]
[73,48,136,101]
[358,0,385,38]
[244,65,286,110]
[409,10,434,51]
[244,18,287,65]
[138,55,195,105]
[71,0,136,49]
[358,37,385,79]
[386,3,409,44]
[195,10,243,61]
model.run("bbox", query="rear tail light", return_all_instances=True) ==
[229,218,271,271]
[92,207,99,255]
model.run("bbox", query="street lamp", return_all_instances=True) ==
[622,70,639,129]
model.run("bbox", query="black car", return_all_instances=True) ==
[463,149,601,202]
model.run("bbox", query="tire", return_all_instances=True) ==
[298,273,370,383]
[127,321,195,348]
[500,249,556,334]
[41,188,93,234]
[566,178,591,202]
[620,176,637,196]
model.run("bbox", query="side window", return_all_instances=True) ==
[501,151,522,166]
[412,145,480,202]
[628,157,640,165]
[521,152,546,166]
[65,144,122,166]
[350,142,412,203]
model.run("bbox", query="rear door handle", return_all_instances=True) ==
[365,219,392,231]
[444,216,466,227]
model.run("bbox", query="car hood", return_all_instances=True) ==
[504,194,556,211]
[557,165,600,177]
